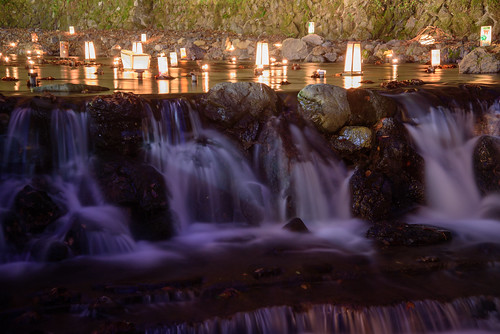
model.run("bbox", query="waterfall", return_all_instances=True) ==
[143,99,271,232]
[147,296,500,334]
[396,92,500,242]
[0,105,135,260]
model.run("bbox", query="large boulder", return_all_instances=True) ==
[281,38,309,61]
[301,34,324,46]
[473,135,500,195]
[346,88,398,126]
[459,48,500,74]
[297,84,350,133]
[87,92,147,156]
[199,82,279,149]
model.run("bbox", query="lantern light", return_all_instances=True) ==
[170,52,178,67]
[308,22,315,34]
[255,42,269,67]
[180,48,187,59]
[84,41,96,61]
[343,41,362,75]
[132,42,143,54]
[158,53,168,76]
[201,64,209,71]
[431,49,440,67]
[31,33,38,43]
[120,50,150,70]
[480,26,492,47]
[141,33,147,42]
[282,59,288,65]
[60,41,69,58]
[69,26,75,34]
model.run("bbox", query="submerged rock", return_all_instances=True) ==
[367,221,452,247]
[459,48,500,74]
[473,135,500,195]
[32,83,109,93]
[346,89,398,126]
[297,84,350,133]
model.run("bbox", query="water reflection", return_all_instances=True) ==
[391,64,398,81]
[158,79,169,94]
[344,75,362,89]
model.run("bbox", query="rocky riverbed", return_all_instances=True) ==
[1,28,499,73]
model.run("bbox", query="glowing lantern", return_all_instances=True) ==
[9,42,16,48]
[431,49,440,67]
[201,64,209,71]
[480,26,492,47]
[69,26,75,34]
[343,41,362,75]
[180,48,187,59]
[317,69,326,78]
[84,41,96,61]
[141,33,147,42]
[132,42,143,54]
[31,33,38,43]
[255,42,269,67]
[157,53,168,75]
[120,50,150,70]
[282,59,288,65]
[170,52,178,67]
[60,41,69,58]
[308,22,315,34]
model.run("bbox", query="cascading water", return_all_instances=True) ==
[397,93,500,242]
[0,105,135,260]
[148,296,500,334]
[143,99,271,232]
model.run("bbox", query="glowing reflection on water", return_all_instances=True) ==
[344,75,362,89]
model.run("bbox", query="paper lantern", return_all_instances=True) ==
[170,52,178,67]
[121,50,150,70]
[141,33,147,42]
[431,49,440,67]
[180,48,187,59]
[60,41,69,58]
[69,26,75,35]
[343,41,362,75]
[255,42,269,67]
[480,26,492,47]
[84,41,96,60]
[158,54,168,75]
[308,22,315,34]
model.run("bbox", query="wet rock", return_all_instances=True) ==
[94,159,174,241]
[332,126,373,162]
[200,82,279,149]
[297,84,350,133]
[473,136,500,195]
[32,83,110,93]
[302,34,324,46]
[367,221,452,247]
[380,79,425,89]
[185,41,206,60]
[283,217,310,233]
[350,118,425,221]
[282,38,309,61]
[87,92,147,156]
[346,89,398,126]
[3,185,63,249]
[459,48,500,74]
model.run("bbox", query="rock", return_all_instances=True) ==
[32,83,109,93]
[281,38,309,61]
[305,54,326,62]
[297,84,350,133]
[473,136,500,195]
[200,82,279,149]
[324,52,337,62]
[283,217,310,233]
[367,221,452,247]
[332,126,373,154]
[350,118,425,221]
[87,92,146,156]
[205,47,224,60]
[49,36,59,44]
[193,40,206,46]
[94,159,174,241]
[346,88,398,126]
[3,185,63,249]
[185,41,206,60]
[301,34,324,46]
[459,48,500,74]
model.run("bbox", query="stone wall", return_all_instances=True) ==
[1,0,499,41]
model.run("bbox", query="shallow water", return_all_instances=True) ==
[1,57,500,96]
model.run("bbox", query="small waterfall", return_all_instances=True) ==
[406,107,480,218]
[0,105,135,260]
[143,99,271,232]
[286,124,351,222]
[147,296,500,334]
